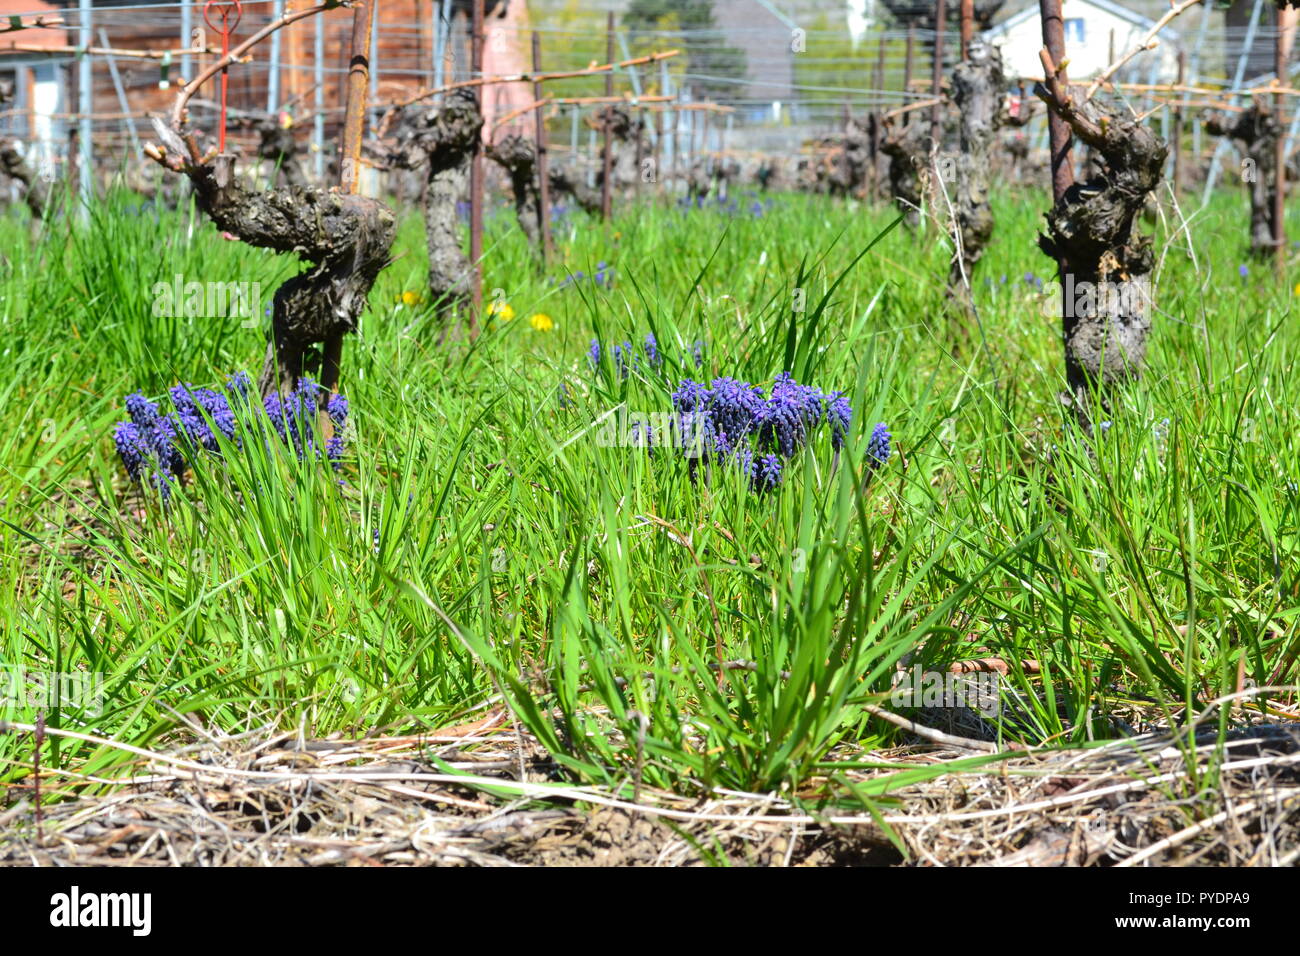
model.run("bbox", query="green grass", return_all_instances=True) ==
[2,180,1298,807]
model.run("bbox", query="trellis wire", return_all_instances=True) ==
[2,2,1299,201]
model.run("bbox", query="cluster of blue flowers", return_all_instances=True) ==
[112,372,349,500]
[866,421,891,466]
[114,393,187,498]
[557,261,614,290]
[669,372,889,494]
[264,378,348,463]
[677,193,774,219]
[588,333,703,380]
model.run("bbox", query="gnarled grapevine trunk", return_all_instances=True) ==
[0,83,50,218]
[882,0,1005,88]
[594,104,642,195]
[948,39,1004,297]
[390,89,483,320]
[486,134,540,247]
[882,0,1005,32]
[251,115,308,189]
[0,141,53,220]
[148,118,395,398]
[547,104,643,210]
[194,167,390,396]
[1204,102,1280,258]
[880,118,929,227]
[688,157,713,200]
[548,159,603,215]
[1034,87,1167,422]
[813,117,872,198]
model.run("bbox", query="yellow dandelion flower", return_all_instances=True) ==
[529,312,555,332]
[401,290,422,307]
[488,301,515,320]
[1293,281,1300,297]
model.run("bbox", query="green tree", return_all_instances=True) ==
[624,0,747,100]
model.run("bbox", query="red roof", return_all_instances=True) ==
[0,1,69,53]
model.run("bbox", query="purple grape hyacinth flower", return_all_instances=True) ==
[755,372,826,456]
[112,421,148,482]
[672,379,709,413]
[754,453,783,492]
[867,423,891,467]
[707,377,765,443]
[112,372,353,500]
[611,340,633,380]
[117,391,186,495]
[624,371,869,496]
[732,445,755,484]
[327,393,349,427]
[226,371,253,398]
[630,416,654,452]
[125,391,161,427]
[169,383,238,452]
[113,419,178,499]
[664,373,861,493]
[561,262,615,290]
[589,334,694,380]
[266,379,329,459]
[827,393,852,451]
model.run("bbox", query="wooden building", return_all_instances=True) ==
[0,0,69,173]
[3,0,535,176]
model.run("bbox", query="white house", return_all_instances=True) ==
[984,0,1182,85]
[0,0,66,180]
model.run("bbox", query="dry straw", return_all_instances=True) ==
[2,695,1297,866]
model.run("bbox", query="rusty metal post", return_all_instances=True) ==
[469,0,485,331]
[654,101,663,193]
[960,0,973,60]
[339,1,372,195]
[1173,49,1185,196]
[1275,8,1293,276]
[1040,0,1074,204]
[701,108,711,187]
[532,30,553,265]
[872,35,886,191]
[1039,0,1074,356]
[634,105,644,199]
[322,0,374,405]
[601,10,615,221]
[903,25,915,125]
[930,0,946,147]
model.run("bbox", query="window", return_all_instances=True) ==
[1064,18,1087,44]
